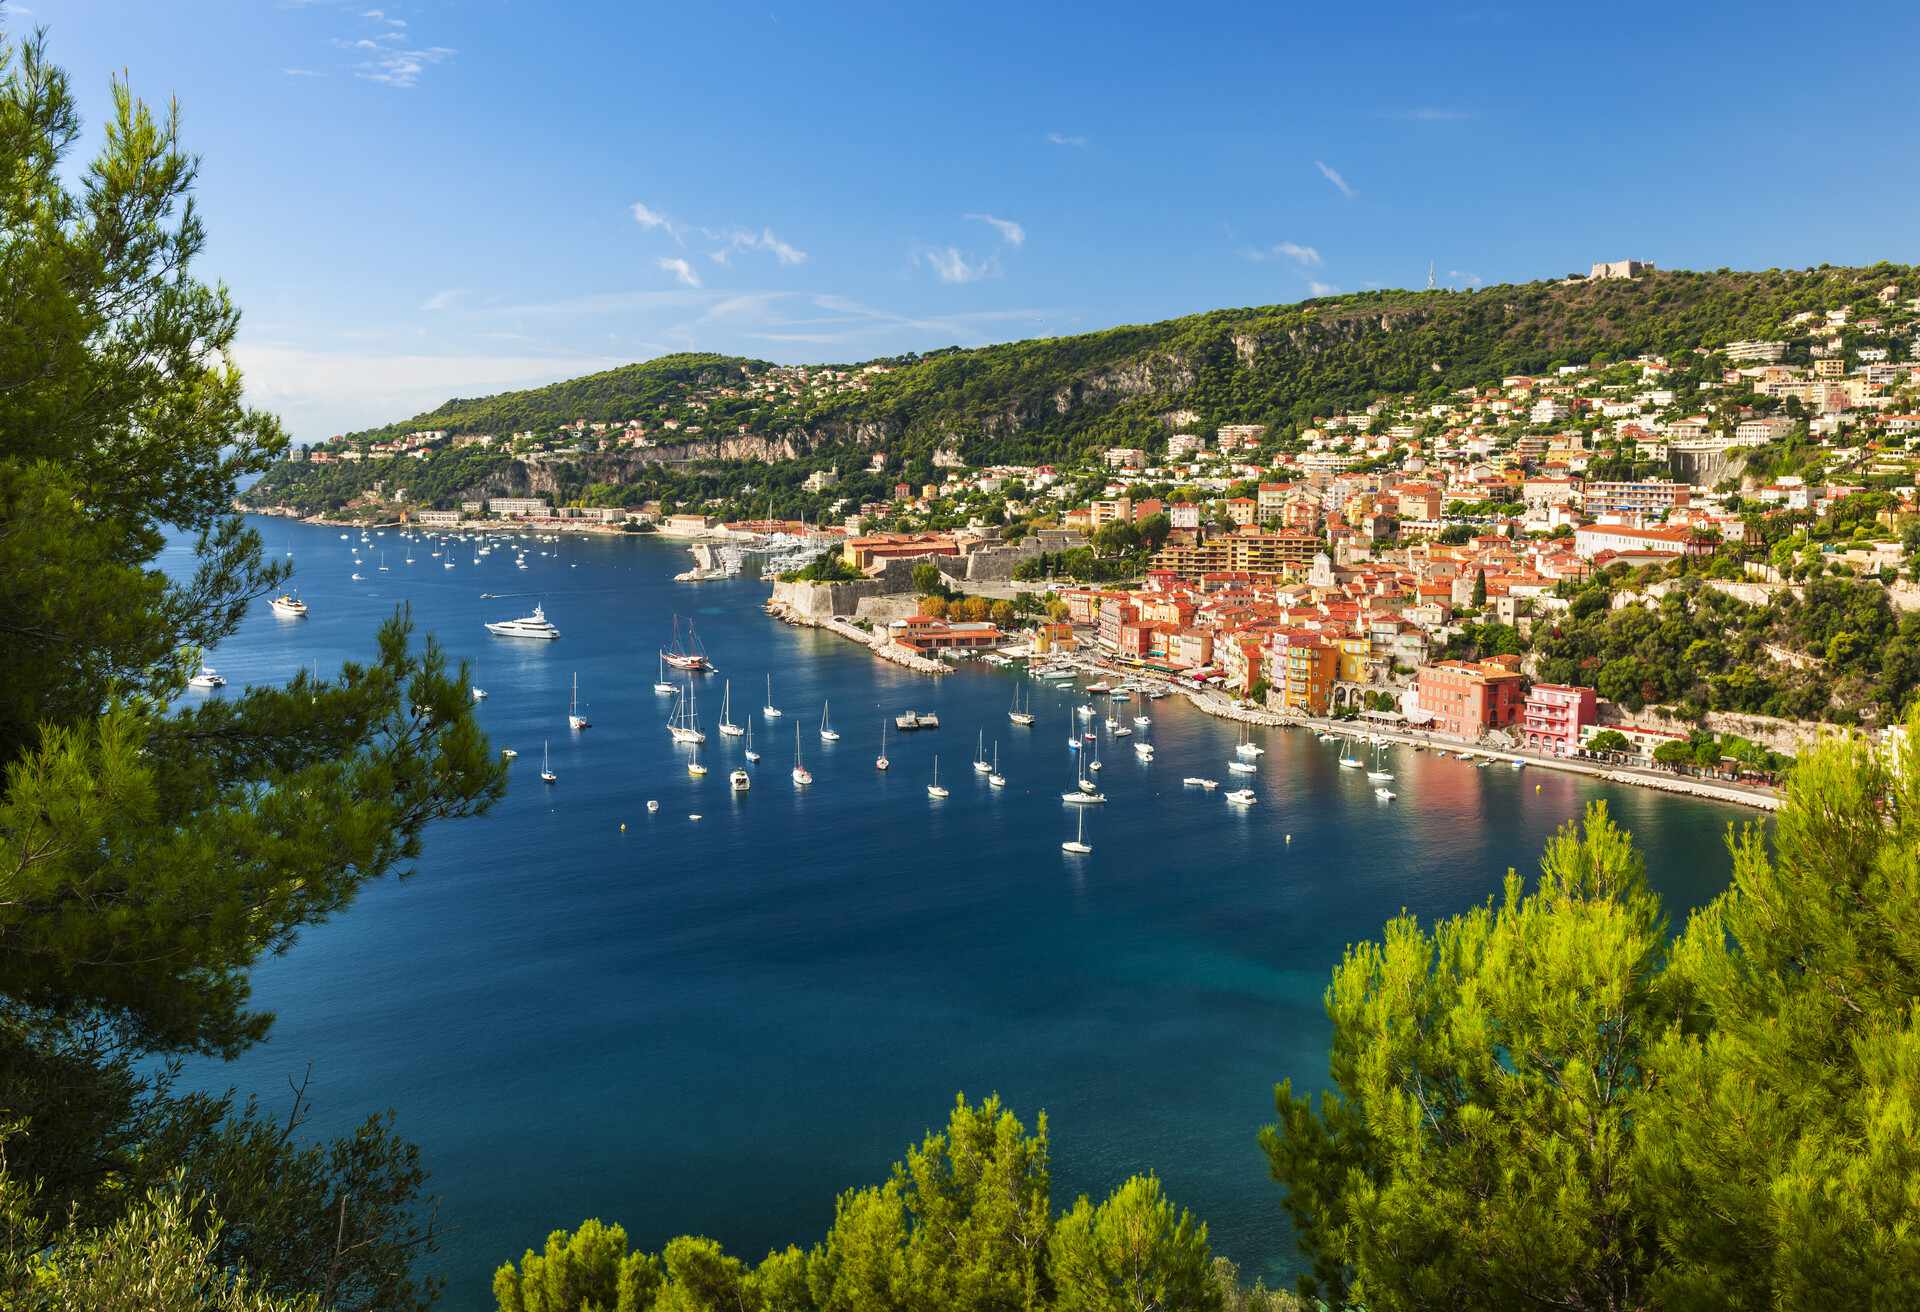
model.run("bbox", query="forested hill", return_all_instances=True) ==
[336,263,1911,468]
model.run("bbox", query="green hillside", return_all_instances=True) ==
[247,263,1915,515]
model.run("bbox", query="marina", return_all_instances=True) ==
[171,517,1749,1307]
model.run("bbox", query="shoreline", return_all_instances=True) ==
[762,597,950,676]
[784,614,1780,812]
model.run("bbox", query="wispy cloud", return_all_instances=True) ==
[1045,131,1087,147]
[1245,241,1322,267]
[1389,107,1475,121]
[362,7,406,26]
[922,247,999,285]
[1447,269,1485,288]
[1314,160,1355,198]
[658,257,702,289]
[712,227,807,265]
[1307,280,1339,296]
[630,201,806,267]
[420,288,465,312]
[357,45,454,87]
[283,67,324,77]
[964,213,1025,247]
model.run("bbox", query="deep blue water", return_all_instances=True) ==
[172,518,1745,1307]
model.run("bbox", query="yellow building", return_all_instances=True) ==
[1268,634,1339,715]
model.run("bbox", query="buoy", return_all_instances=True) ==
[620,822,627,831]
[1285,834,1292,843]
[1535,784,1541,792]
[690,814,702,821]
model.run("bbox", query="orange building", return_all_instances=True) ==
[1416,657,1526,738]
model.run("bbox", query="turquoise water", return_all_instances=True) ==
[176,520,1745,1307]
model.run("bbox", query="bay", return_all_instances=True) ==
[174,517,1744,1307]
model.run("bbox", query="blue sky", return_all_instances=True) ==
[16,1,1920,440]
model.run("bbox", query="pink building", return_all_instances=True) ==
[1522,683,1597,756]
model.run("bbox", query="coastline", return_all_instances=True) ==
[778,610,1780,812]
[763,596,949,675]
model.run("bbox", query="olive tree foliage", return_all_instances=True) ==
[0,23,502,1311]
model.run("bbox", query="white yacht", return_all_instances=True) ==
[730,768,751,792]
[791,723,812,786]
[1228,759,1257,774]
[972,730,991,774]
[269,593,308,618]
[653,655,676,695]
[718,680,745,736]
[1183,776,1218,790]
[987,743,1005,789]
[1008,686,1035,726]
[927,756,949,799]
[1061,807,1091,854]
[568,673,589,730]
[1366,742,1395,784]
[485,603,559,640]
[668,684,706,744]
[744,720,761,763]
[1226,787,1257,807]
[818,701,840,742]
[187,666,226,690]
[763,673,783,719]
[540,741,556,784]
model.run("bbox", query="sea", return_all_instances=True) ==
[167,517,1747,1307]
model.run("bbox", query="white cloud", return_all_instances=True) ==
[1307,280,1338,296]
[922,247,999,284]
[630,200,677,235]
[362,8,406,26]
[356,45,454,88]
[1314,160,1355,198]
[965,213,1025,247]
[420,288,465,311]
[1246,241,1321,267]
[1392,107,1474,121]
[1045,132,1087,147]
[235,342,625,443]
[658,257,702,288]
[1447,270,1485,287]
[283,67,324,77]
[711,226,807,265]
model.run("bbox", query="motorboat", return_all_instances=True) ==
[1183,777,1218,790]
[1225,788,1257,806]
[730,769,751,792]
[1228,759,1257,774]
[187,666,226,690]
[485,603,560,640]
[1375,786,1397,800]
[269,594,307,618]
[500,747,517,759]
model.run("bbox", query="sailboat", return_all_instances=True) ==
[927,755,949,799]
[1088,733,1103,773]
[1061,806,1091,854]
[470,658,487,701]
[654,655,676,695]
[1366,741,1395,783]
[1235,720,1263,758]
[791,723,812,786]
[819,701,840,742]
[568,672,589,730]
[1008,685,1035,726]
[377,551,389,572]
[972,729,991,774]
[668,683,706,743]
[763,673,783,718]
[745,718,761,763]
[1338,738,1364,769]
[540,740,556,784]
[687,743,708,777]
[1063,748,1106,803]
[718,680,745,736]
[662,616,711,672]
[988,743,1005,789]
[876,721,890,771]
